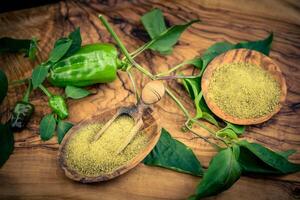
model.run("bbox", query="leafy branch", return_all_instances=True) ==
[99,9,300,200]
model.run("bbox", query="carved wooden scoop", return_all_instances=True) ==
[59,81,165,183]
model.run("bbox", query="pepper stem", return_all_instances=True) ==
[22,79,33,102]
[98,15,154,79]
[127,67,140,103]
[38,84,52,98]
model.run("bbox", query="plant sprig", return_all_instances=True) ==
[98,10,300,199]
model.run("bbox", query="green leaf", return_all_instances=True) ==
[0,69,8,104]
[141,8,167,39]
[65,85,91,99]
[201,33,273,71]
[57,120,73,144]
[190,147,241,199]
[31,63,50,89]
[277,149,296,158]
[235,33,273,56]
[39,114,56,141]
[141,9,199,55]
[147,19,199,54]
[182,77,219,126]
[28,38,38,61]
[238,140,300,174]
[224,122,245,135]
[143,128,203,176]
[48,38,73,63]
[201,42,235,70]
[182,77,200,100]
[63,27,82,58]
[238,145,284,174]
[185,57,203,69]
[216,128,238,139]
[0,37,38,59]
[0,123,14,168]
[202,112,219,127]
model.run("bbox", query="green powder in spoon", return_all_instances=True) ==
[207,62,281,119]
[65,115,148,177]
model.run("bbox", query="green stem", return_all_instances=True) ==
[156,62,187,77]
[165,87,191,119]
[9,78,29,86]
[38,84,52,98]
[129,43,147,57]
[99,15,154,79]
[22,79,33,102]
[156,74,201,80]
[184,122,221,151]
[191,119,228,146]
[127,67,140,103]
[131,42,153,58]
[98,14,228,148]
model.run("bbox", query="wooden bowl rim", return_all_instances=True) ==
[201,48,287,125]
[58,104,161,183]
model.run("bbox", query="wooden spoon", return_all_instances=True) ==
[58,81,164,183]
[201,48,287,125]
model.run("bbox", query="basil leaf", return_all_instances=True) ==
[65,85,91,99]
[63,27,82,58]
[0,69,8,104]
[0,123,14,168]
[190,147,241,199]
[147,19,199,54]
[143,128,203,176]
[48,38,73,63]
[31,63,50,89]
[57,120,73,144]
[238,140,300,174]
[0,37,38,60]
[39,114,56,141]
[141,8,167,39]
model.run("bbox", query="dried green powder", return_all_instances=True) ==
[207,62,281,119]
[66,115,148,177]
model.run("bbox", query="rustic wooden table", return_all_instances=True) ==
[0,0,299,199]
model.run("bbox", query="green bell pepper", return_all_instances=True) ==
[48,43,124,87]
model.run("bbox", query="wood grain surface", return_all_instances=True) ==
[0,0,300,199]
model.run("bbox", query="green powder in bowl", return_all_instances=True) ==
[65,115,148,177]
[207,62,281,119]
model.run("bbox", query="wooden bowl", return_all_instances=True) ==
[201,48,287,125]
[58,105,161,183]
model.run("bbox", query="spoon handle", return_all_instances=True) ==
[93,111,121,141]
[117,118,144,154]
